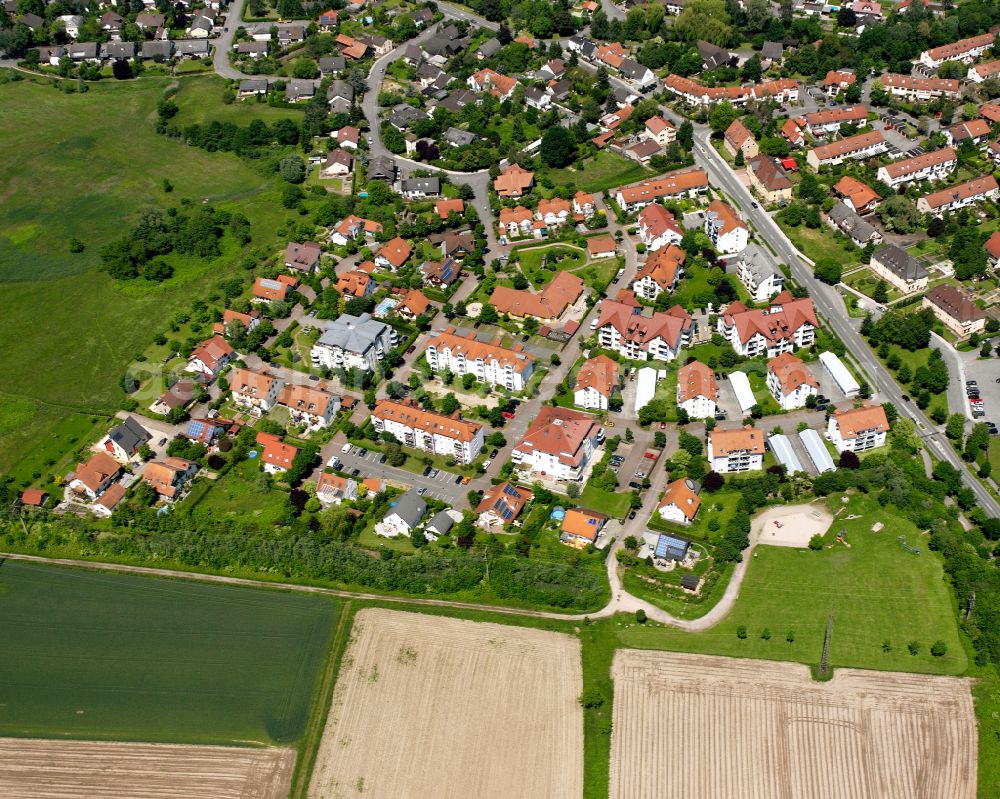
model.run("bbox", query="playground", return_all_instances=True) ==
[752,503,834,548]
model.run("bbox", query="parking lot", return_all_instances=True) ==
[329,445,470,503]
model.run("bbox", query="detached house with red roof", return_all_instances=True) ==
[767,352,818,410]
[187,335,235,378]
[828,404,890,453]
[256,432,299,474]
[573,354,620,411]
[677,360,719,419]
[467,68,518,101]
[637,203,683,252]
[717,293,817,357]
[493,163,535,198]
[329,214,383,246]
[316,473,359,505]
[644,115,676,147]
[512,405,602,481]
[657,478,701,525]
[631,245,685,300]
[724,118,758,160]
[230,368,283,416]
[704,200,748,255]
[69,451,122,501]
[375,237,412,270]
[142,458,198,500]
[560,507,607,547]
[476,481,533,529]
[597,299,693,361]
[277,383,340,430]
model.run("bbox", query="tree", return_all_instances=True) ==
[837,6,856,26]
[675,0,732,46]
[708,102,738,134]
[540,126,576,168]
[813,258,842,285]
[858,380,871,399]
[930,640,948,657]
[678,120,694,150]
[566,481,581,498]
[703,471,724,492]
[872,280,888,305]
[734,149,745,167]
[636,608,647,623]
[278,155,306,184]
[838,450,860,469]
[946,413,966,440]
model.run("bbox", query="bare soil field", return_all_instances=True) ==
[0,738,294,799]
[753,501,833,547]
[308,609,583,799]
[610,650,976,799]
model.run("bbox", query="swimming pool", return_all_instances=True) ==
[374,297,398,316]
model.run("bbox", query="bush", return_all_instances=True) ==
[907,640,921,655]
[736,625,747,639]
[808,534,824,550]
[760,628,771,640]
[930,640,947,657]
[635,608,647,624]
[580,687,605,708]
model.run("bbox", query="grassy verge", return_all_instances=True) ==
[539,151,654,194]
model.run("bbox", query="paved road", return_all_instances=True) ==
[213,0,245,79]
[689,128,1000,518]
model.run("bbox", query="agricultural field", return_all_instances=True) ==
[308,608,583,799]
[610,650,976,799]
[0,738,294,799]
[0,561,336,744]
[0,73,287,480]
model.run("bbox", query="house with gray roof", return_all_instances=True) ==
[318,55,345,74]
[312,313,396,372]
[697,39,732,70]
[870,243,929,295]
[327,79,354,112]
[368,155,397,182]
[390,103,429,131]
[238,78,268,97]
[379,490,427,537]
[761,41,783,63]
[476,38,501,59]
[425,509,456,538]
[140,40,173,60]
[826,202,881,248]
[432,89,478,113]
[401,177,440,199]
[175,39,210,57]
[618,57,655,90]
[101,416,152,462]
[237,40,269,57]
[286,79,316,102]
[104,41,135,59]
[444,127,477,147]
[402,43,423,65]
[68,41,101,61]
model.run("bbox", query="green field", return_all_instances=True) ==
[0,561,336,744]
[540,151,653,193]
[618,493,967,676]
[516,244,587,287]
[0,73,289,482]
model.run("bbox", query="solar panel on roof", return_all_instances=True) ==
[503,484,520,497]
[187,420,205,437]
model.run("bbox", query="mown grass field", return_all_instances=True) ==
[0,560,336,744]
[540,151,653,194]
[618,493,967,676]
[0,73,289,482]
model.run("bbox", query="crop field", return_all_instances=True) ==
[610,650,976,799]
[308,608,584,799]
[0,561,335,744]
[0,74,287,479]
[0,738,294,799]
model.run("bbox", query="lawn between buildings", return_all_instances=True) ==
[0,73,290,482]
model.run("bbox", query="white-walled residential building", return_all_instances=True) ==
[573,191,596,218]
[644,115,676,146]
[920,32,994,68]
[704,200,748,254]
[379,490,427,537]
[613,169,709,212]
[316,473,359,505]
[717,293,817,358]
[827,404,890,453]
[657,478,701,525]
[637,203,683,252]
[230,368,283,416]
[677,360,718,419]
[876,147,956,188]
[372,400,484,464]
[922,285,986,339]
[512,406,602,481]
[736,255,784,302]
[806,130,888,169]
[276,383,340,430]
[312,313,395,373]
[880,74,961,101]
[424,328,535,392]
[917,175,1000,215]
[597,299,694,361]
[69,452,122,501]
[573,355,620,411]
[631,245,685,300]
[803,105,869,137]
[187,335,235,378]
[869,244,929,295]
[708,426,765,473]
[256,432,299,475]
[766,352,818,410]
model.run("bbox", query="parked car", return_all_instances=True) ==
[967,380,978,387]
[406,345,416,354]
[341,443,352,453]
[350,468,361,476]
[429,468,439,478]
[417,487,427,495]
[501,411,515,419]
[455,474,464,484]
[378,454,387,464]
[490,449,499,458]
[634,470,646,479]
[628,510,637,520]
[628,481,642,490]
[422,466,432,476]
[482,459,492,468]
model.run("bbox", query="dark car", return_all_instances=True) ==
[628,480,642,490]
[423,466,432,476]
[379,454,387,464]
[628,510,637,520]
[901,394,911,401]
[490,448,499,458]
[357,448,368,457]
[407,345,416,354]
[350,468,361,477]
[455,474,464,484]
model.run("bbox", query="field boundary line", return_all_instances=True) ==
[289,600,353,799]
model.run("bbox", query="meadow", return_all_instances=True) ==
[0,73,290,481]
[0,561,336,744]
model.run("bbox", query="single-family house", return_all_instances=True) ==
[187,335,235,378]
[657,478,701,525]
[573,354,620,411]
[99,416,151,463]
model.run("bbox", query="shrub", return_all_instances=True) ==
[635,608,647,624]
[736,625,747,639]
[907,641,921,655]
[808,534,824,550]
[930,640,947,657]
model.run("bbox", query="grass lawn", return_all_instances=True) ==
[617,492,967,675]
[0,560,336,744]
[842,266,903,302]
[876,343,948,419]
[515,244,587,287]
[778,221,861,266]
[192,458,291,525]
[540,151,653,194]
[579,483,632,519]
[576,257,619,294]
[0,74,289,482]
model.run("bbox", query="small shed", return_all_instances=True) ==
[680,574,700,591]
[655,533,691,562]
[21,488,48,507]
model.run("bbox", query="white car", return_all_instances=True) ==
[482,460,492,469]
[341,442,352,453]
[590,318,598,329]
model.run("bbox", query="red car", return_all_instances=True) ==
[659,422,666,430]
[501,411,515,419]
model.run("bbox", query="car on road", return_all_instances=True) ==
[158,437,168,446]
[367,135,373,144]
[309,374,319,381]
[628,510,637,520]
[501,410,515,419]
[308,309,318,318]
[751,202,758,209]
[490,448,499,458]
[901,394,911,401]
[406,345,416,354]
[659,422,666,429]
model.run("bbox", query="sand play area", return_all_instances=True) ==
[753,502,833,547]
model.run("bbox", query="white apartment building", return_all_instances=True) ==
[703,200,748,255]
[827,404,890,453]
[717,295,817,358]
[766,352,818,410]
[424,328,535,392]
[677,360,719,419]
[312,313,396,373]
[511,406,602,481]
[708,426,765,473]
[372,400,484,464]
[876,147,956,188]
[229,368,282,416]
[736,255,784,302]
